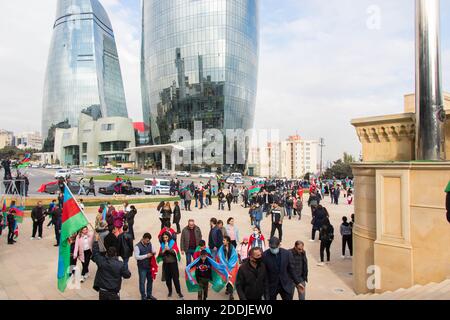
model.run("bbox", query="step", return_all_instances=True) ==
[426,280,450,300]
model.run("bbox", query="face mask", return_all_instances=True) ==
[252,258,262,266]
[254,232,259,236]
[270,248,280,255]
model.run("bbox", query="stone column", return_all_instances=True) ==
[351,164,378,294]
[161,152,167,170]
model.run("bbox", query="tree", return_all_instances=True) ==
[324,153,355,180]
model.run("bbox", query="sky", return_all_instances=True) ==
[1,0,450,162]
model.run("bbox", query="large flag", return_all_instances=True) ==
[248,185,261,198]
[17,153,32,169]
[9,204,24,224]
[216,245,239,287]
[57,187,89,292]
[38,181,58,193]
[157,239,181,264]
[185,256,229,293]
[102,204,107,221]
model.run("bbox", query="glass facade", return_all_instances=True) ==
[141,0,259,148]
[42,0,128,140]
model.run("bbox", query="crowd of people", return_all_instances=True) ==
[1,171,355,301]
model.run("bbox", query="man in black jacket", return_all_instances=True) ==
[236,247,268,300]
[263,237,303,300]
[290,241,308,300]
[92,239,131,300]
[52,205,62,247]
[31,201,46,240]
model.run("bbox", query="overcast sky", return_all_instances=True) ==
[1,0,450,162]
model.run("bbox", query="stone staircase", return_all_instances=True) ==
[356,279,450,300]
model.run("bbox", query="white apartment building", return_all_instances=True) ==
[0,130,15,149]
[16,132,43,150]
[248,135,319,179]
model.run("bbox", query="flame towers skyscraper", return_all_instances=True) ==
[141,0,260,154]
[42,0,128,141]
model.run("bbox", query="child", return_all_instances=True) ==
[194,250,212,300]
[237,237,250,263]
[340,216,353,259]
[193,240,211,260]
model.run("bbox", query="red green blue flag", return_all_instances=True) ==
[18,153,32,169]
[157,239,181,264]
[10,205,24,224]
[57,187,89,292]
[185,256,229,293]
[1,200,7,230]
[248,185,261,197]
[216,245,239,287]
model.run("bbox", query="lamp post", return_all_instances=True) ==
[415,0,446,160]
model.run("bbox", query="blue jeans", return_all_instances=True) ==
[254,220,261,229]
[186,249,196,266]
[138,268,153,300]
[122,257,129,271]
[286,207,292,218]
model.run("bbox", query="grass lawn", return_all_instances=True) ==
[88,175,144,181]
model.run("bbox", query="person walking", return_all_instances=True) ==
[295,197,303,221]
[310,205,328,242]
[290,241,308,300]
[173,201,182,234]
[217,190,225,211]
[236,247,268,300]
[74,226,94,282]
[184,189,192,211]
[31,201,46,240]
[307,189,321,216]
[267,203,284,243]
[237,237,250,263]
[248,227,266,252]
[117,225,134,271]
[340,216,353,258]
[92,237,131,300]
[86,177,96,196]
[226,191,233,211]
[208,218,223,259]
[180,219,202,266]
[193,250,213,300]
[160,202,172,229]
[318,218,334,266]
[134,233,157,300]
[6,209,16,245]
[52,204,62,247]
[225,217,240,248]
[124,205,137,240]
[217,236,239,300]
[285,195,294,220]
[159,232,184,299]
[263,237,303,300]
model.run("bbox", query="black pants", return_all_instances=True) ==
[270,223,283,242]
[197,277,209,300]
[82,250,92,276]
[311,228,318,240]
[269,285,293,301]
[342,235,353,256]
[99,291,120,300]
[32,221,43,238]
[55,225,61,245]
[227,201,232,211]
[175,222,181,234]
[233,196,238,204]
[231,240,237,248]
[161,218,171,229]
[163,262,182,295]
[7,227,14,244]
[87,188,96,196]
[320,240,332,262]
[128,223,135,240]
[185,200,191,211]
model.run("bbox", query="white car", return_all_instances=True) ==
[144,179,171,195]
[158,170,171,177]
[176,171,191,177]
[52,165,63,170]
[92,167,103,172]
[199,172,216,179]
[111,168,126,175]
[71,168,84,175]
[226,176,244,185]
[55,169,71,179]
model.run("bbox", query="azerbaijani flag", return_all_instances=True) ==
[193,246,212,260]
[1,200,7,230]
[102,204,107,221]
[10,206,24,224]
[18,153,32,168]
[185,256,229,293]
[156,239,181,264]
[248,185,261,197]
[216,245,239,287]
[57,187,89,292]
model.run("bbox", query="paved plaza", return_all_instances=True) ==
[0,197,357,300]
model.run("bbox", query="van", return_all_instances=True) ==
[144,179,171,195]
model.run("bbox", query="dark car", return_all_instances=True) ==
[98,182,142,195]
[45,181,81,195]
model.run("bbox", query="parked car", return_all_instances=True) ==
[126,168,141,175]
[98,182,142,195]
[44,180,81,195]
[199,172,216,179]
[55,169,71,179]
[158,170,171,177]
[92,167,103,172]
[52,165,63,170]
[71,168,84,176]
[176,171,191,177]
[144,179,171,195]
[103,168,112,174]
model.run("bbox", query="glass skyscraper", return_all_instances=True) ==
[141,0,259,154]
[42,0,128,140]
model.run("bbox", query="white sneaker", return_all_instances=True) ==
[317,262,325,267]
[30,237,35,240]
[80,277,85,283]
[341,255,346,259]
[84,273,89,279]
[38,237,42,240]
[309,239,315,242]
